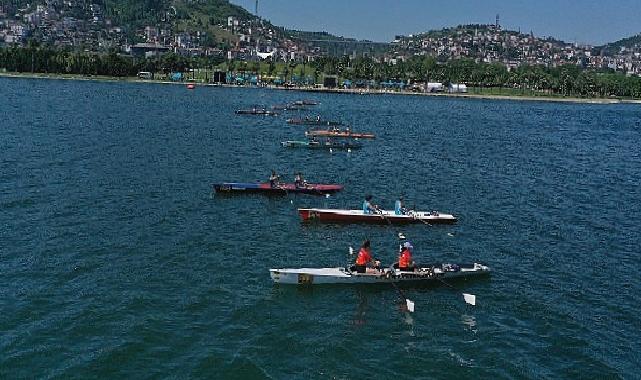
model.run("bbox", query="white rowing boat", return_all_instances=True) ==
[298,208,457,224]
[269,262,490,285]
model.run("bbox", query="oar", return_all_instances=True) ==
[411,212,432,227]
[374,208,392,226]
[391,280,415,313]
[408,204,432,227]
[435,276,476,306]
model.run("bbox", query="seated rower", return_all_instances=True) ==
[352,240,380,273]
[394,242,415,272]
[363,195,379,215]
[394,196,408,215]
[269,170,281,188]
[294,172,308,188]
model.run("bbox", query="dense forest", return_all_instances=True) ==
[0,44,224,77]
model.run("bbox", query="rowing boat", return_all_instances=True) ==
[286,118,343,126]
[213,182,343,195]
[235,108,279,116]
[270,262,490,284]
[305,130,376,139]
[272,104,306,111]
[298,208,457,224]
[293,100,319,106]
[281,140,363,150]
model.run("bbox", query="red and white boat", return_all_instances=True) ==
[298,208,457,224]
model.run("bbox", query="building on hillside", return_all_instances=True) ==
[129,43,170,58]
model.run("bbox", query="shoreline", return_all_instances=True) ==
[2,72,640,105]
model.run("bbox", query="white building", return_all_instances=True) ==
[449,83,468,93]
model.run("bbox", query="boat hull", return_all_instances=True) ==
[270,263,490,285]
[305,131,376,139]
[286,119,343,126]
[298,208,457,224]
[213,182,343,195]
[281,141,363,150]
[235,109,278,116]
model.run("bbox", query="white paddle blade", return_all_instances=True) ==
[349,246,354,255]
[406,299,415,313]
[463,293,476,306]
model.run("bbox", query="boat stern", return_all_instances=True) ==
[298,208,312,221]
[474,262,491,273]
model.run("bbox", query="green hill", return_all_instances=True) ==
[102,0,253,29]
[598,33,641,55]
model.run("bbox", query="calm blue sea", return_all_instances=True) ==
[1,77,640,379]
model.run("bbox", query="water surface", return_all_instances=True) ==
[1,78,640,378]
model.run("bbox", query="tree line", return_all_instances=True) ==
[310,56,641,98]
[0,45,223,77]
[2,45,641,98]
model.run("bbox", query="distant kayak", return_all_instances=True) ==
[213,182,343,195]
[236,108,279,116]
[305,130,376,139]
[271,104,306,111]
[281,140,362,150]
[292,100,319,106]
[286,118,342,126]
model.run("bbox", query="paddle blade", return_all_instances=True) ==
[406,299,415,313]
[463,293,476,306]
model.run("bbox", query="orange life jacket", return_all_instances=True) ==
[356,248,371,265]
[399,249,412,268]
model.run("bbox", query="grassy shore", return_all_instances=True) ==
[2,71,640,105]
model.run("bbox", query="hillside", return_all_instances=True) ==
[101,0,253,30]
[402,24,567,45]
[598,33,641,55]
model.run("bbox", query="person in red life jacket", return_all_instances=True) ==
[353,240,379,273]
[396,242,415,272]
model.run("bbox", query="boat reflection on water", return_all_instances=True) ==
[461,314,477,332]
[353,289,368,327]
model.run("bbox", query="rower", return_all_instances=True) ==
[394,196,408,215]
[395,242,415,272]
[363,195,378,215]
[294,172,308,188]
[269,170,281,188]
[352,240,379,273]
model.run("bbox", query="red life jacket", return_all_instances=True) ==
[356,248,371,265]
[399,249,412,268]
